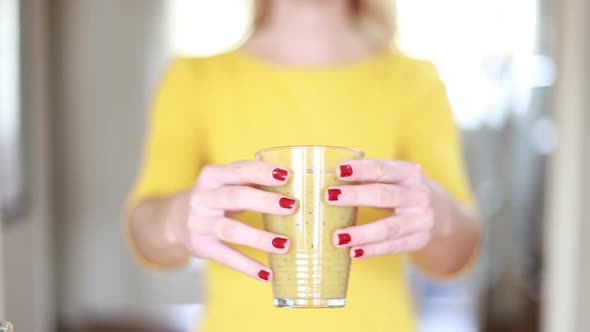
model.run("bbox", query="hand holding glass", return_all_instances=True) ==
[257,146,363,308]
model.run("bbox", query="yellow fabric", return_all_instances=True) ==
[129,50,475,332]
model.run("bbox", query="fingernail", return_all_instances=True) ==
[327,188,342,201]
[339,165,353,177]
[338,233,351,245]
[258,270,270,281]
[272,237,288,249]
[354,248,364,258]
[272,168,288,181]
[279,197,296,209]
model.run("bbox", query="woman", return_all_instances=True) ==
[128,0,481,331]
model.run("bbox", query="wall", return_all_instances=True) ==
[0,216,3,320]
[2,0,55,330]
[51,0,203,327]
[575,0,590,328]
[580,122,590,327]
[543,0,590,330]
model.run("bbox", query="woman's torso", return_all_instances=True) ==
[189,51,420,332]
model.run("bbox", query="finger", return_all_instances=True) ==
[350,233,432,259]
[326,183,425,208]
[197,240,273,282]
[337,159,423,186]
[198,160,290,190]
[333,214,434,247]
[210,216,291,254]
[193,185,297,215]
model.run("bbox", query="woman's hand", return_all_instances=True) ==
[166,161,297,282]
[326,159,442,259]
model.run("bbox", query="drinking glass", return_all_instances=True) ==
[257,145,364,308]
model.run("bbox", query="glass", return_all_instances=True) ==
[0,321,13,332]
[256,145,364,308]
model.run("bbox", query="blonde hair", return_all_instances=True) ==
[252,0,397,50]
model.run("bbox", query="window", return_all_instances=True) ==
[0,0,23,220]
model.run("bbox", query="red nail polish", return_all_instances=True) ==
[272,237,288,249]
[354,248,364,258]
[340,165,353,177]
[279,197,296,209]
[258,270,270,281]
[272,168,288,181]
[327,188,342,201]
[338,233,351,245]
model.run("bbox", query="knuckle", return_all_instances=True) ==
[342,187,356,203]
[399,237,417,251]
[231,162,249,181]
[186,215,201,233]
[188,199,208,220]
[398,237,411,250]
[387,241,401,254]
[262,191,279,208]
[410,162,423,174]
[236,257,255,274]
[190,238,210,258]
[411,162,423,173]
[253,230,271,248]
[374,160,388,182]
[415,187,432,207]
[198,165,215,190]
[214,219,237,241]
[408,165,424,183]
[193,215,213,234]
[377,185,396,206]
[252,161,269,177]
[190,192,204,208]
[196,164,218,189]
[200,164,217,178]
[252,188,276,212]
[385,219,401,239]
[224,186,243,205]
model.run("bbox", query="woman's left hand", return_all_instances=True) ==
[327,159,444,259]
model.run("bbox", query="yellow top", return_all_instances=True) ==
[129,50,474,332]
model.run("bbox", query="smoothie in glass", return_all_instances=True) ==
[257,146,363,308]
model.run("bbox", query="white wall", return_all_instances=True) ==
[2,0,55,330]
[0,217,4,320]
[575,1,590,327]
[52,0,203,327]
[543,0,590,331]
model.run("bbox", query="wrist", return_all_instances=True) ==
[163,193,190,251]
[428,179,456,239]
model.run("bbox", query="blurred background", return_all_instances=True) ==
[0,0,588,331]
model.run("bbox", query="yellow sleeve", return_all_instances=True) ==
[401,62,475,207]
[124,58,207,269]
[401,61,479,278]
[130,57,207,206]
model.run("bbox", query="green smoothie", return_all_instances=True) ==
[263,172,357,307]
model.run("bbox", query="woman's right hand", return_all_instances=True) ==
[166,161,296,282]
